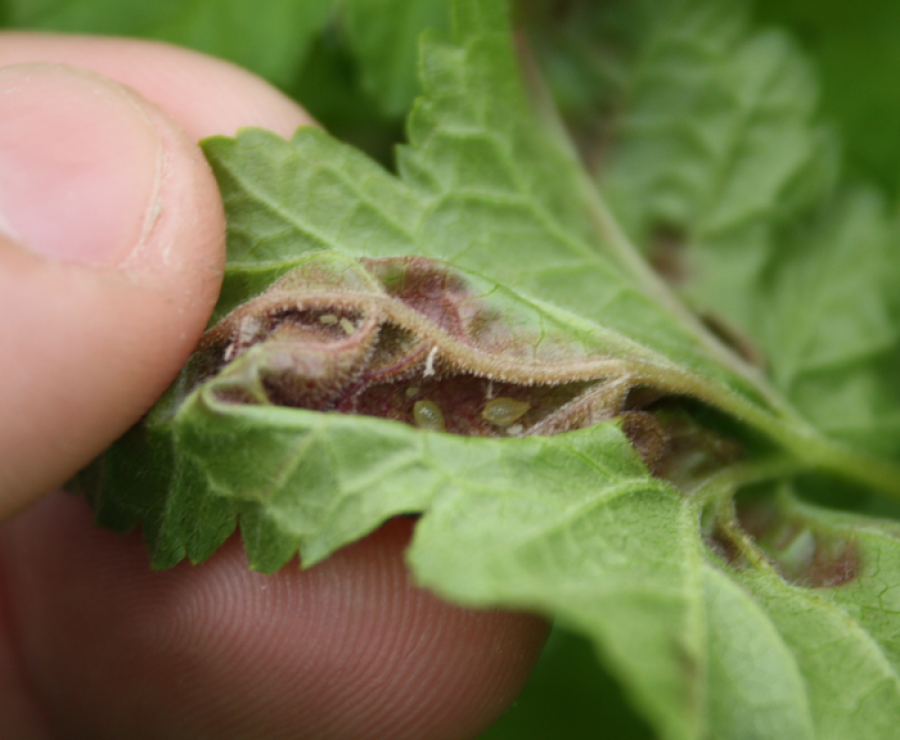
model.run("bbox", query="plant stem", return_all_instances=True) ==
[713,385,900,503]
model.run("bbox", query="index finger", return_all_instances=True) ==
[0,31,316,138]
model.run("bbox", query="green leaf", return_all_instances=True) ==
[755,0,900,194]
[408,430,704,740]
[76,1,900,739]
[731,567,900,739]
[701,565,814,740]
[202,28,783,412]
[660,486,900,740]
[764,191,895,391]
[141,380,707,739]
[341,0,452,118]
[754,491,900,675]
[760,188,900,455]
[479,627,654,739]
[597,0,837,332]
[701,488,900,740]
[7,0,332,87]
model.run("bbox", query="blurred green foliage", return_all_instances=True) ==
[755,0,900,196]
[480,628,654,740]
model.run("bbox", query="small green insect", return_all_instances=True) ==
[413,400,445,431]
[482,397,530,426]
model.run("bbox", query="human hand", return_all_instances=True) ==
[0,35,548,739]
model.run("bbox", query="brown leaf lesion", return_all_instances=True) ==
[705,493,862,588]
[737,496,861,588]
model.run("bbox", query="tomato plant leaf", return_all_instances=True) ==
[70,1,900,739]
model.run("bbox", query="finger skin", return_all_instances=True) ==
[1,496,549,740]
[0,32,315,139]
[0,33,550,740]
[0,64,225,513]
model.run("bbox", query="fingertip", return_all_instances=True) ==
[0,63,224,516]
[1,499,547,739]
[0,32,317,140]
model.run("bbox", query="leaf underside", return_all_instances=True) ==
[73,1,900,739]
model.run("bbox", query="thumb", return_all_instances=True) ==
[0,64,224,518]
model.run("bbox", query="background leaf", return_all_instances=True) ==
[760,188,900,455]
[755,0,900,196]
[7,0,333,87]
[594,0,836,332]
[480,627,654,740]
[341,0,451,117]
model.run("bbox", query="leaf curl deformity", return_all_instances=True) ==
[185,252,747,477]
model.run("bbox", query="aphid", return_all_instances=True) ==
[405,386,421,398]
[482,397,530,426]
[223,315,262,362]
[339,317,356,334]
[318,314,338,325]
[423,346,438,377]
[413,400,445,431]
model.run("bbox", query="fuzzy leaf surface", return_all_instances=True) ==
[77,1,900,739]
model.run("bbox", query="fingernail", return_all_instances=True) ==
[0,64,162,266]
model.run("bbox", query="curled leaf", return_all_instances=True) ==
[193,253,667,443]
